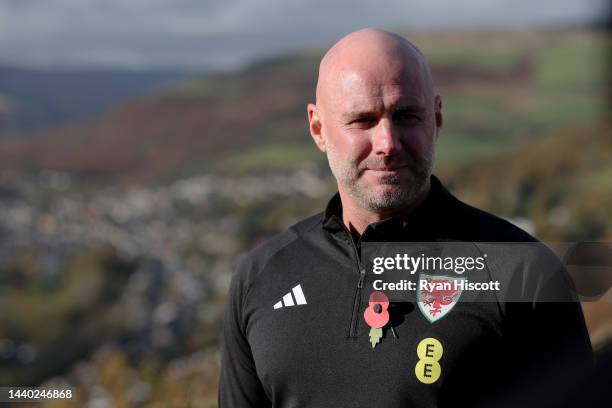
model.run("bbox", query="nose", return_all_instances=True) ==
[372,118,402,156]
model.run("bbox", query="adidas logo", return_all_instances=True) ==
[273,284,307,309]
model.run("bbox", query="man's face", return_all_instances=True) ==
[318,66,440,213]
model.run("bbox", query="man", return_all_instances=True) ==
[219,28,592,407]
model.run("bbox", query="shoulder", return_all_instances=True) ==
[434,180,537,243]
[452,198,537,242]
[231,212,324,291]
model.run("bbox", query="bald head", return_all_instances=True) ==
[307,28,443,225]
[315,28,435,108]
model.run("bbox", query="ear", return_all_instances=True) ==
[434,95,443,130]
[307,103,326,152]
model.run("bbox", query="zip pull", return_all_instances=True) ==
[357,268,366,288]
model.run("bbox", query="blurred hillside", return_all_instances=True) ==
[443,121,612,241]
[0,67,189,135]
[0,29,608,184]
[0,28,610,407]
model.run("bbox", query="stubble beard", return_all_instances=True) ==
[326,143,434,213]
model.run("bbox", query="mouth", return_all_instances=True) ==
[365,164,410,175]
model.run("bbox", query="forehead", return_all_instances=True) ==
[328,66,428,115]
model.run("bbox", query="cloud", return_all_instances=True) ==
[0,0,607,69]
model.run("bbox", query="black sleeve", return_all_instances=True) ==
[495,246,594,407]
[218,262,271,408]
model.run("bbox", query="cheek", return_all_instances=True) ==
[402,127,435,155]
[345,132,373,163]
[329,129,372,163]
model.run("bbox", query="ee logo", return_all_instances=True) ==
[415,338,443,384]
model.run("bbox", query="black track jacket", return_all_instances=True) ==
[219,175,592,408]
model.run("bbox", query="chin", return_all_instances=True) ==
[354,185,412,212]
[366,177,429,210]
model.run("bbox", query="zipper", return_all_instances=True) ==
[357,268,366,288]
[344,226,366,338]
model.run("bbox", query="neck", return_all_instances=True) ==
[340,181,431,236]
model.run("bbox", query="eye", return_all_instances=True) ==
[354,117,375,123]
[394,112,422,124]
[349,117,377,128]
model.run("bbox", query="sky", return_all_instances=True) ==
[0,0,608,71]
